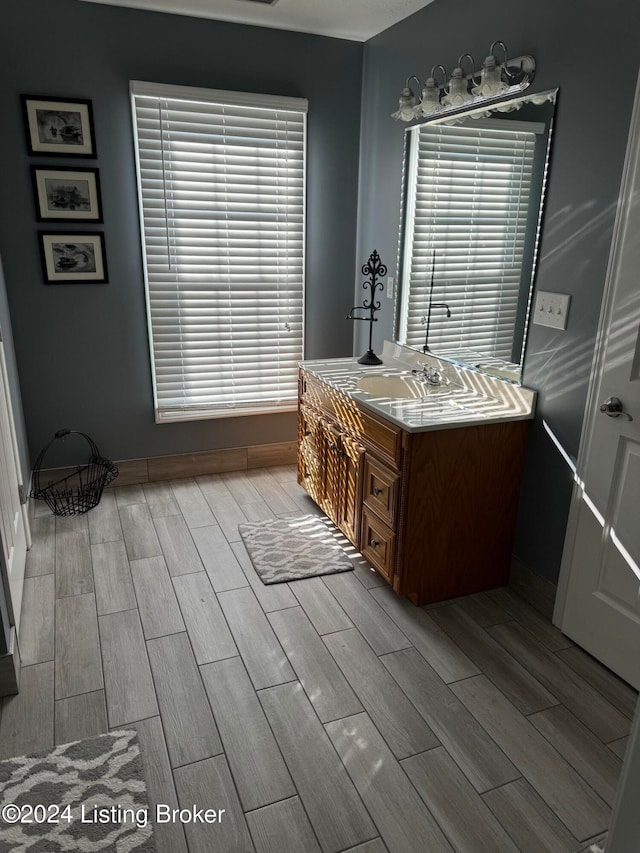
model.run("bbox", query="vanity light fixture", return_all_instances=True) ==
[391,40,535,122]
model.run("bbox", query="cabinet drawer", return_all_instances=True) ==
[359,409,402,468]
[363,455,399,527]
[361,508,395,583]
[299,371,332,412]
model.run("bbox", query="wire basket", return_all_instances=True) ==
[31,429,118,516]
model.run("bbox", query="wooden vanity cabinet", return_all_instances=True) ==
[298,368,529,605]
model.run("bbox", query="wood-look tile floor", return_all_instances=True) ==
[4,465,637,853]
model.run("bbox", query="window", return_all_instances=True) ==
[131,81,307,422]
[399,119,543,364]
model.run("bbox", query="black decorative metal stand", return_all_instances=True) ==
[346,249,386,365]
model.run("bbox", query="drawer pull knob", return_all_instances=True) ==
[370,539,380,548]
[373,487,383,496]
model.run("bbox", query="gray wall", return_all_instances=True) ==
[0,0,363,467]
[356,0,640,582]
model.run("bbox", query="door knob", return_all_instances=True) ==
[599,396,633,420]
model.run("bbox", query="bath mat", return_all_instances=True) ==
[0,730,155,852]
[238,515,354,584]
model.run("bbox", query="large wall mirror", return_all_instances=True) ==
[396,88,558,383]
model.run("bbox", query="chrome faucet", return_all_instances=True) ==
[412,363,442,386]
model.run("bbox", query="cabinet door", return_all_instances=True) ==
[311,418,365,546]
[321,419,342,526]
[298,403,326,506]
[337,434,365,545]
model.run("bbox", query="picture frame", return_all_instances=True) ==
[39,232,108,284]
[22,95,96,157]
[31,166,103,222]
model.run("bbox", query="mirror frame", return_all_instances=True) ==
[395,87,559,384]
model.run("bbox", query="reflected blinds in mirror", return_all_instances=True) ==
[400,121,537,361]
[131,81,307,422]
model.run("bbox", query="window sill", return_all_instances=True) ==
[155,403,298,424]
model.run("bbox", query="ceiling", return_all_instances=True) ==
[78,0,435,41]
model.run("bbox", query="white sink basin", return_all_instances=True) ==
[356,374,454,399]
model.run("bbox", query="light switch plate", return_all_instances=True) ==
[386,276,394,299]
[533,290,571,330]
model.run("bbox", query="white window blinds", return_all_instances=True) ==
[399,120,538,362]
[131,81,307,422]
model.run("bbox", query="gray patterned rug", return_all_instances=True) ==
[239,515,354,583]
[0,730,155,852]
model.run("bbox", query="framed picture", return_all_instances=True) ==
[22,95,96,157]
[39,232,108,284]
[31,167,103,222]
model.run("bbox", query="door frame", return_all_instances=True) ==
[553,68,640,852]
[0,321,30,695]
[0,325,31,623]
[606,701,640,852]
[553,67,640,627]
[0,336,31,557]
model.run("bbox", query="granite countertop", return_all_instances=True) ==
[300,342,536,434]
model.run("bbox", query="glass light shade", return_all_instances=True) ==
[472,55,508,97]
[391,86,417,121]
[442,68,473,107]
[494,100,521,113]
[468,109,493,120]
[416,78,442,116]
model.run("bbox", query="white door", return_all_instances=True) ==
[0,328,29,635]
[557,72,640,690]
